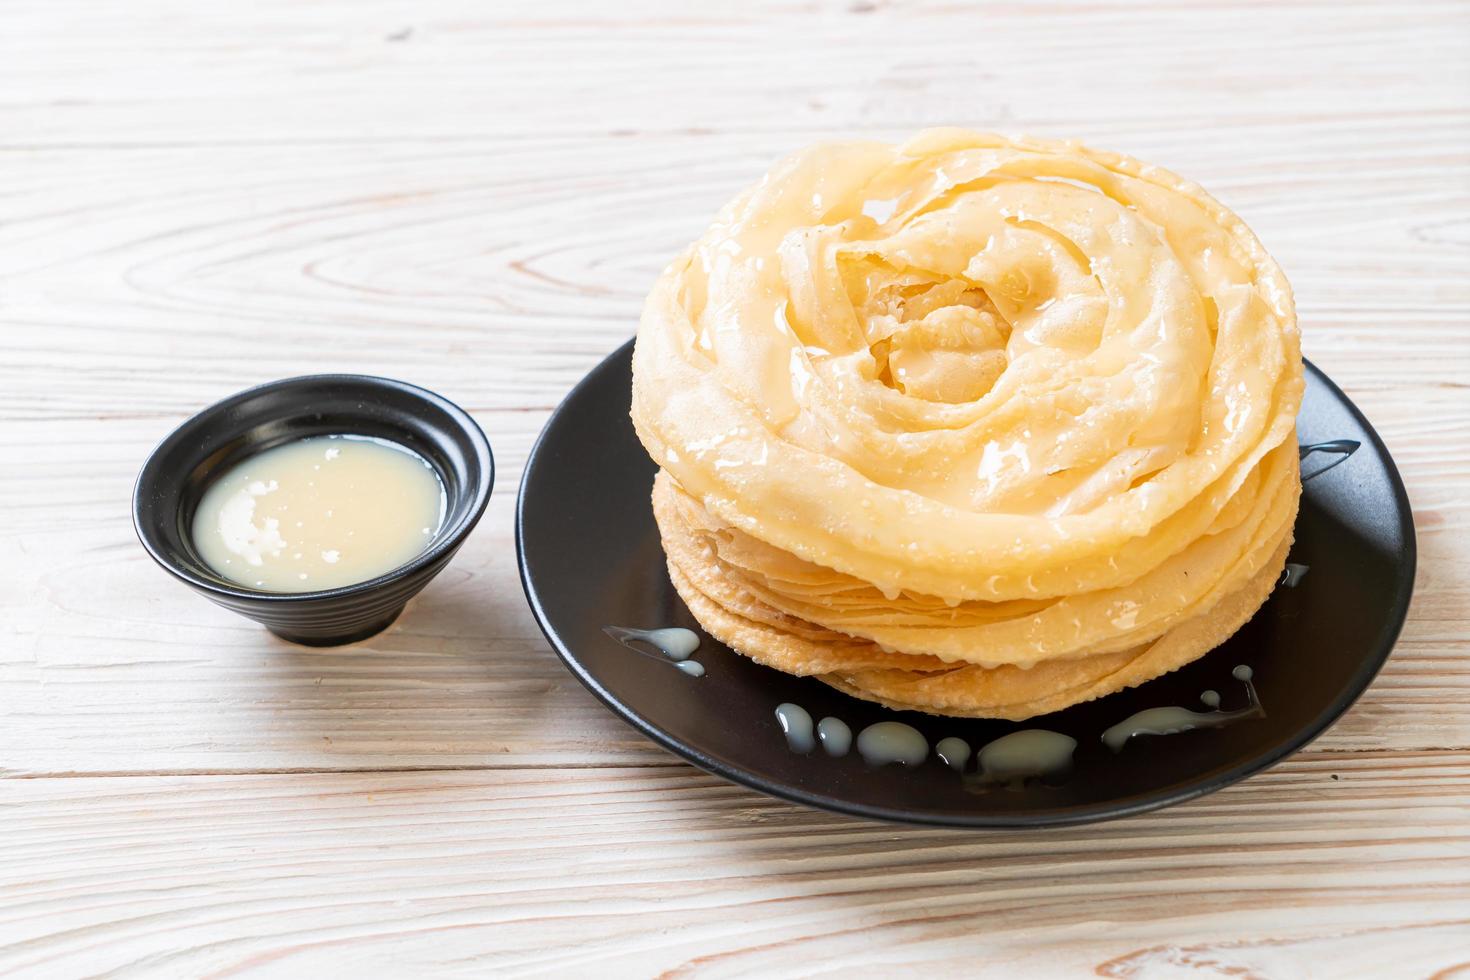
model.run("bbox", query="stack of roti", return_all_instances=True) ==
[631,130,1303,720]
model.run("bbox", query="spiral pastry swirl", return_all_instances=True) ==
[632,129,1303,719]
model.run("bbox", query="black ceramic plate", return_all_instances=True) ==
[517,340,1414,827]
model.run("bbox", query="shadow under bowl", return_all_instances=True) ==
[133,375,494,646]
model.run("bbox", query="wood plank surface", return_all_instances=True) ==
[3,757,1470,977]
[2,0,1468,974]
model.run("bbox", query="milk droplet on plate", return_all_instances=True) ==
[817,717,852,757]
[856,722,928,767]
[775,703,815,753]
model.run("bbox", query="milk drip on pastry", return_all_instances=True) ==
[631,129,1303,720]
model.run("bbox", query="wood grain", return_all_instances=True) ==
[2,0,1468,973]
[2,756,1469,977]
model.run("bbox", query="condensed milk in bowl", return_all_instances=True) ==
[133,375,493,645]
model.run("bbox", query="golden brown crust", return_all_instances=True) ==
[633,129,1304,719]
[656,471,1295,720]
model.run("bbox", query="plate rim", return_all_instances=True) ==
[516,338,1417,828]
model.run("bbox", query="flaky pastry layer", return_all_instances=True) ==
[631,129,1304,718]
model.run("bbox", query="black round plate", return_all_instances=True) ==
[517,340,1415,827]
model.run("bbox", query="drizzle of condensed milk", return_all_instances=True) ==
[968,730,1077,789]
[775,703,816,753]
[772,706,1079,788]
[1299,439,1360,483]
[817,717,852,757]
[1101,665,1264,753]
[856,722,929,767]
[765,667,1266,788]
[1280,563,1309,587]
[603,626,706,676]
[935,736,972,772]
[192,434,445,592]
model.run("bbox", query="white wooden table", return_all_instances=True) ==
[4,2,1469,975]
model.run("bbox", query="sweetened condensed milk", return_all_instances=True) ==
[192,434,445,592]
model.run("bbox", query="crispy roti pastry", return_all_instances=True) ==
[631,129,1303,719]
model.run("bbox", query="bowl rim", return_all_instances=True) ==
[133,373,494,603]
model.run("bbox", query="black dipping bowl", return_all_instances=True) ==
[134,375,493,646]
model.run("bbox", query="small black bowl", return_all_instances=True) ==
[134,375,493,646]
